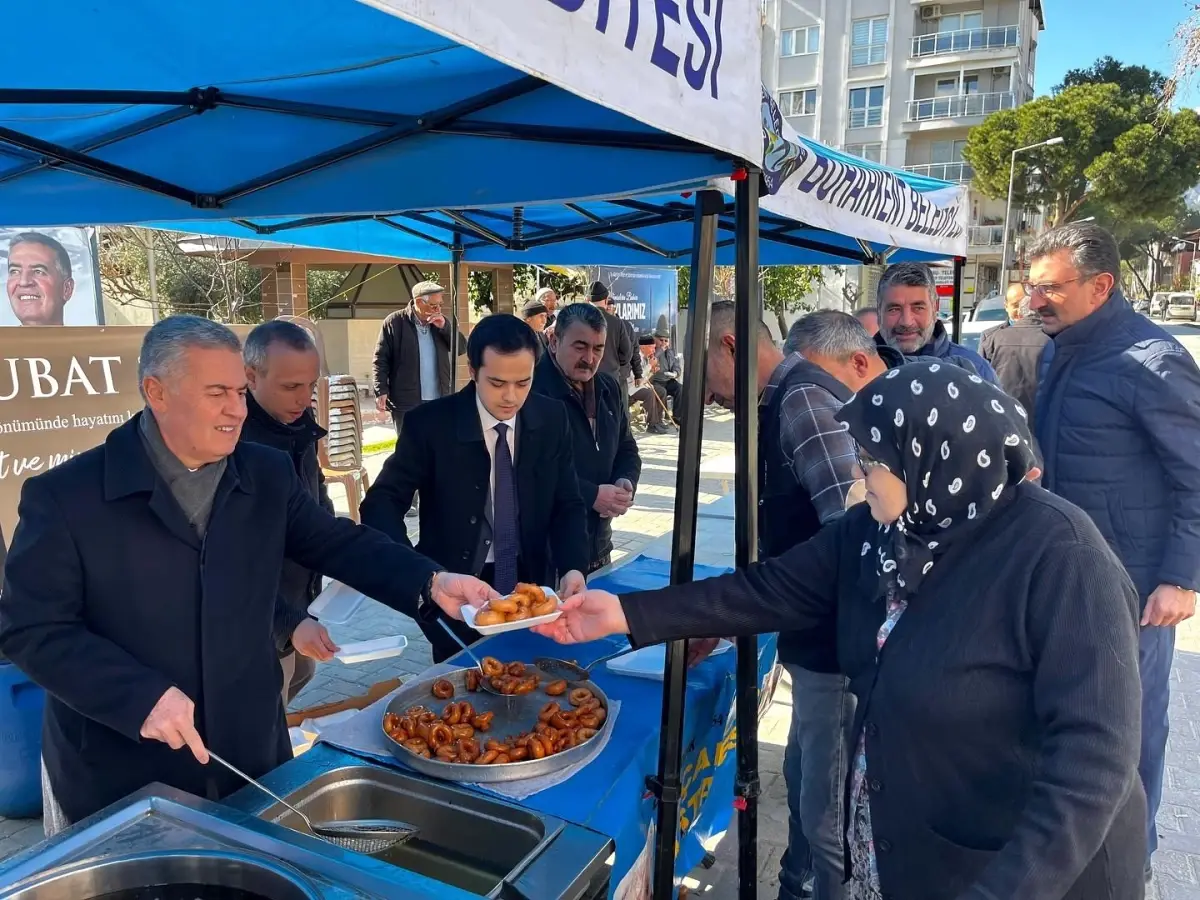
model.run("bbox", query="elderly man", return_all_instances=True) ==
[874,262,998,383]
[239,320,336,705]
[707,304,887,900]
[1029,222,1200,882]
[631,334,670,434]
[7,231,74,327]
[0,316,494,833]
[979,284,1049,428]
[534,286,558,330]
[532,302,641,574]
[372,280,466,436]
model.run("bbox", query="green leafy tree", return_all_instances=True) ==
[1056,56,1167,101]
[964,83,1200,225]
[674,264,833,335]
[512,264,587,302]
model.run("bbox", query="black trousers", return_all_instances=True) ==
[391,408,406,436]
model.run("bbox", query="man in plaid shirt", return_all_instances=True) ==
[704,303,887,900]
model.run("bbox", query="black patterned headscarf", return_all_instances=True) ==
[835,362,1037,599]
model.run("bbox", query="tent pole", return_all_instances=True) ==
[648,189,720,899]
[951,256,964,344]
[733,170,761,900]
[450,233,463,393]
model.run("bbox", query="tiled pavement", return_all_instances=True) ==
[8,400,1200,900]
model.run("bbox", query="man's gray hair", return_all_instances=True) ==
[1026,221,1121,286]
[244,319,317,371]
[853,306,877,319]
[709,299,771,346]
[534,286,557,303]
[554,301,607,335]
[785,310,877,358]
[138,315,242,398]
[876,262,938,308]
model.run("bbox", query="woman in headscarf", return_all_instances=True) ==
[537,362,1145,900]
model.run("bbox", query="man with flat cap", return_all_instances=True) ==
[372,280,466,437]
[522,297,550,351]
[589,281,639,405]
[631,333,671,434]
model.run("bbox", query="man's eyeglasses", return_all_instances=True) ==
[1021,276,1087,299]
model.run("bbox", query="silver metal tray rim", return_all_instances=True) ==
[381,667,613,784]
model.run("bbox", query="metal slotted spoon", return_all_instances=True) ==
[534,645,637,682]
[208,752,418,854]
[437,619,508,696]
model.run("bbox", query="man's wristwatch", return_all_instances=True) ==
[417,570,444,622]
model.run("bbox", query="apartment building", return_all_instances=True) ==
[762,0,1046,306]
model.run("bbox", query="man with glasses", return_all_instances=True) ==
[1028,221,1200,885]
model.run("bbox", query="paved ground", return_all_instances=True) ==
[9,329,1200,900]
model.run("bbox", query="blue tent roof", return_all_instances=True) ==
[154,187,955,268]
[0,0,735,228]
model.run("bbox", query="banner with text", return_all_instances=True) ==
[356,0,761,165]
[594,266,678,340]
[0,327,150,543]
[719,88,969,259]
[1,227,102,328]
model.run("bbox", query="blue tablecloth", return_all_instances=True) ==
[450,556,779,895]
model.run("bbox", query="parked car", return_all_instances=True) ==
[1166,292,1198,321]
[1131,297,1150,314]
[1151,292,1170,318]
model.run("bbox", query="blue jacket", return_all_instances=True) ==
[921,319,1000,384]
[1036,291,1200,601]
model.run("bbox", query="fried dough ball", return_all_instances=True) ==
[431,679,455,699]
[514,583,547,604]
[568,687,595,707]
[530,597,558,617]
[474,609,507,627]
[465,669,481,692]
[481,657,505,677]
[545,680,568,696]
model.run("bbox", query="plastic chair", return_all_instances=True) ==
[316,374,371,522]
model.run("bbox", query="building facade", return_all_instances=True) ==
[762,0,1046,308]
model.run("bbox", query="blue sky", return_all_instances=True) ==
[1034,0,1188,100]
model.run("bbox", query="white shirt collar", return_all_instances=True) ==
[476,391,516,433]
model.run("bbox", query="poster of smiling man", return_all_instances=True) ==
[0,227,102,327]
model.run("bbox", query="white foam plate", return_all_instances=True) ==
[308,580,368,625]
[461,587,562,635]
[606,640,734,680]
[333,635,408,665]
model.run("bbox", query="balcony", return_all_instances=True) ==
[907,91,1015,123]
[969,225,1006,247]
[911,25,1019,59]
[903,162,975,183]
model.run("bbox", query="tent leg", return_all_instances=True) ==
[648,189,721,899]
[733,170,761,900]
[450,236,463,393]
[951,256,964,344]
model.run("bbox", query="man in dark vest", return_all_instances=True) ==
[706,303,886,900]
[239,320,336,706]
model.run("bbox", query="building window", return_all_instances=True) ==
[845,143,883,163]
[848,85,885,127]
[938,11,984,33]
[780,25,820,57]
[779,88,817,117]
[930,139,967,164]
[851,16,888,66]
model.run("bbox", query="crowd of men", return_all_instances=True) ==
[1,221,1196,898]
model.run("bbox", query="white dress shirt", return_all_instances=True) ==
[476,393,517,563]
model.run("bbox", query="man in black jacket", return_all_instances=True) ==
[360,314,590,662]
[532,303,641,574]
[0,316,495,832]
[980,286,1049,429]
[372,280,466,435]
[240,320,336,705]
[589,281,639,404]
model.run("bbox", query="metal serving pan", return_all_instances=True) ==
[381,666,613,784]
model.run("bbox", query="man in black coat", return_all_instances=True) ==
[360,314,590,662]
[979,287,1050,429]
[372,280,466,435]
[240,320,336,705]
[532,303,641,574]
[0,316,495,831]
[589,281,639,404]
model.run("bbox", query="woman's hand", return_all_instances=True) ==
[532,590,628,643]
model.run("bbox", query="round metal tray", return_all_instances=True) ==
[381,666,613,783]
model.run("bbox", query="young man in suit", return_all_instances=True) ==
[360,314,590,662]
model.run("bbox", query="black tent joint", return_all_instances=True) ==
[644,773,681,805]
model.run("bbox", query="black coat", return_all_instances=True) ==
[531,354,641,567]
[597,307,634,385]
[238,394,334,650]
[371,307,466,415]
[979,318,1050,429]
[622,484,1145,900]
[359,383,589,659]
[0,415,439,825]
